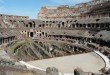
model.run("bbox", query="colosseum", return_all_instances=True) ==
[0,0,110,75]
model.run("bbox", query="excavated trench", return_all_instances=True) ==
[7,40,91,61]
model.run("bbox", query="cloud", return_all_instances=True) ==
[49,0,91,5]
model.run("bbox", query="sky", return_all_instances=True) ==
[0,0,91,19]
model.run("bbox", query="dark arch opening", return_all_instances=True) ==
[58,24,60,28]
[74,70,80,75]
[109,13,110,17]
[30,32,34,37]
[26,24,28,27]
[62,22,65,27]
[29,22,33,28]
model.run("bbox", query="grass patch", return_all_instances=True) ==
[9,40,30,54]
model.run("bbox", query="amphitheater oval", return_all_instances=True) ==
[27,52,106,74]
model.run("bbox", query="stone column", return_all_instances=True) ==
[46,67,59,75]
[0,38,2,45]
[74,68,85,75]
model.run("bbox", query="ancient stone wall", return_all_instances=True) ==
[0,14,29,20]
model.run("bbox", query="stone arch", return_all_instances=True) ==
[96,23,100,28]
[26,24,28,28]
[83,24,86,28]
[76,23,79,28]
[105,23,109,28]
[30,32,34,37]
[87,24,91,28]
[79,24,82,27]
[109,13,110,17]
[91,23,95,28]
[72,24,75,28]
[100,23,105,28]
[62,22,65,27]
[58,24,60,28]
[29,22,33,28]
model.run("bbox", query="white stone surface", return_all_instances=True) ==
[94,51,110,69]
[27,52,105,74]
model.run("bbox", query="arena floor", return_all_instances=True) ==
[27,52,105,74]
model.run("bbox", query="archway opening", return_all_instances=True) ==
[29,22,33,28]
[30,32,34,37]
[74,70,80,75]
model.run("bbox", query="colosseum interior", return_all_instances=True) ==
[0,0,110,75]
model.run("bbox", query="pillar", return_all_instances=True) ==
[0,38,2,45]
[74,68,86,75]
[46,67,59,75]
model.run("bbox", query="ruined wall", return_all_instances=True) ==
[0,70,37,75]
[0,14,29,20]
[38,0,110,20]
[0,59,44,75]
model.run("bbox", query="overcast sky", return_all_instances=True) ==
[0,0,91,19]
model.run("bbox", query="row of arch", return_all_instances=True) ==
[25,21,36,28]
[39,20,110,30]
[42,34,110,57]
[0,36,15,45]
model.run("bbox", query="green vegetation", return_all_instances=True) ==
[8,39,89,61]
[9,40,30,53]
